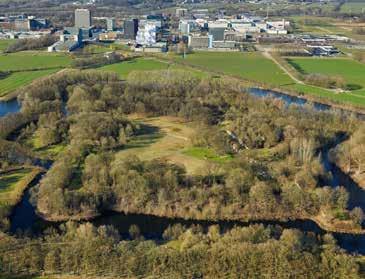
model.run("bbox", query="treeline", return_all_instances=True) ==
[304,73,348,90]
[5,35,57,53]
[331,126,365,188]
[0,222,361,278]
[71,52,122,69]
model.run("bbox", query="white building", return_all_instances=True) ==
[136,23,157,46]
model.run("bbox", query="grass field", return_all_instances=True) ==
[0,168,41,207]
[0,39,16,52]
[0,52,71,97]
[115,116,225,174]
[173,51,294,87]
[0,169,32,196]
[0,69,59,97]
[100,58,169,78]
[287,57,365,96]
[25,133,67,160]
[100,57,207,79]
[0,52,71,71]
[340,2,365,14]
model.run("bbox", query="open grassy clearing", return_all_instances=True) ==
[0,168,41,208]
[0,52,71,71]
[0,69,59,97]
[0,39,15,52]
[0,169,32,195]
[173,51,294,87]
[115,116,225,174]
[24,133,67,160]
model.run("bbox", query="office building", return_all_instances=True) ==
[176,8,188,18]
[107,18,115,31]
[136,23,156,46]
[124,19,138,40]
[75,9,91,28]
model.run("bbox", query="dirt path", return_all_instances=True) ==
[260,49,304,84]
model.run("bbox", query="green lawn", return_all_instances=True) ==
[183,147,233,163]
[0,69,59,97]
[100,58,170,78]
[0,52,71,71]
[174,51,294,87]
[0,39,16,52]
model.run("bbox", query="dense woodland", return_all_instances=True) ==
[0,63,364,278]
[0,70,362,232]
[0,222,362,278]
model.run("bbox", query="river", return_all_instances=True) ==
[0,99,20,117]
[3,88,365,255]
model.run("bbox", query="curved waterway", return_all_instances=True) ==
[5,89,365,255]
[0,99,20,117]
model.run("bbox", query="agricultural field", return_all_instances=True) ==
[100,57,207,79]
[287,57,365,96]
[0,52,71,71]
[115,116,224,174]
[0,39,15,52]
[340,2,365,14]
[173,51,294,87]
[0,52,71,97]
[100,58,169,78]
[0,69,59,97]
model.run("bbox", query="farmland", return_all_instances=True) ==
[287,57,365,96]
[0,69,59,97]
[173,51,294,87]
[0,52,71,97]
[0,52,71,71]
[100,58,169,78]
[0,39,15,52]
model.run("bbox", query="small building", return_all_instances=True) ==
[307,45,340,56]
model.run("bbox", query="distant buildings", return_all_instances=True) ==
[176,8,188,18]
[188,34,212,49]
[0,15,49,32]
[107,18,116,31]
[75,9,91,29]
[123,19,139,40]
[136,23,157,46]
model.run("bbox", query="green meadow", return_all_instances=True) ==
[0,69,59,97]
[100,57,207,79]
[100,58,169,78]
[174,51,294,87]
[0,52,71,71]
[0,52,71,97]
[287,57,365,96]
[0,39,16,52]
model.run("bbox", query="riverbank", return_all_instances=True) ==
[36,204,365,235]
[0,167,43,229]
